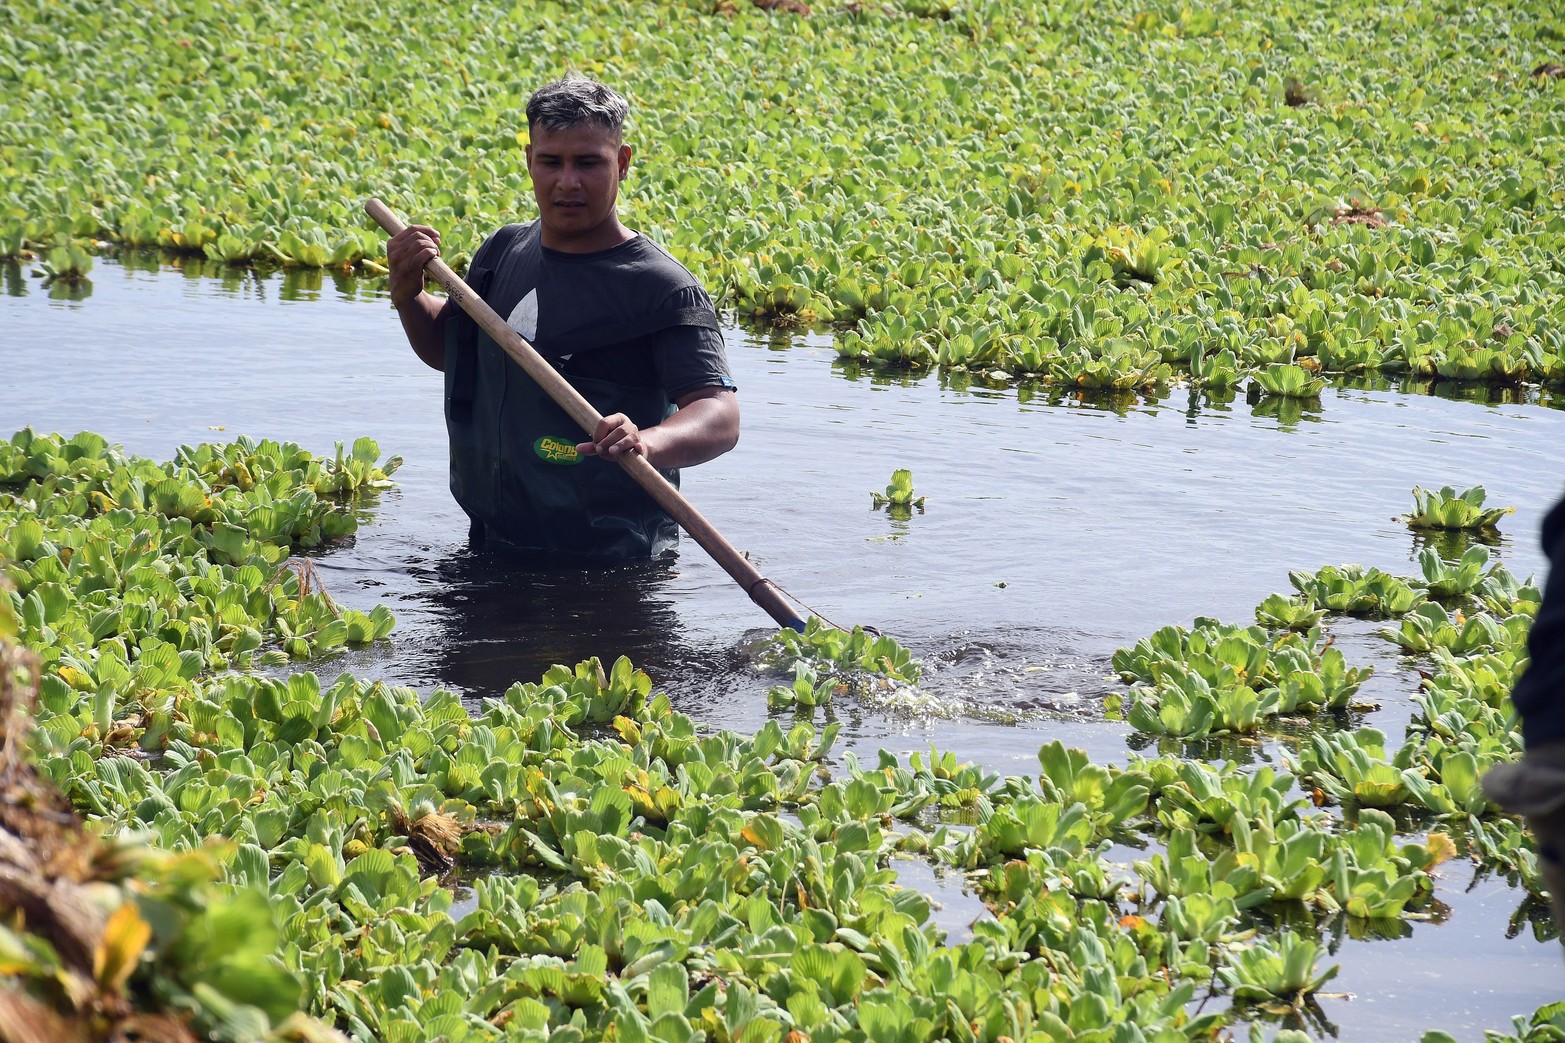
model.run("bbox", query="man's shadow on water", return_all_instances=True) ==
[414,544,705,703]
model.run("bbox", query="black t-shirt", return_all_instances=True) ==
[467,221,735,400]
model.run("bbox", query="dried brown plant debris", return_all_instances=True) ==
[0,641,200,1043]
[1330,202,1390,228]
[387,803,462,874]
[266,556,338,613]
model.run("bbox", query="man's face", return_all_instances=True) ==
[525,123,631,252]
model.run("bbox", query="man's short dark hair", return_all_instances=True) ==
[526,77,629,136]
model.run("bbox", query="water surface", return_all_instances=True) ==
[6,257,1563,1037]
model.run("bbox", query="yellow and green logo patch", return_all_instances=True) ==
[534,436,581,465]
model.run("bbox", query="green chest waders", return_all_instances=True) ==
[446,312,680,559]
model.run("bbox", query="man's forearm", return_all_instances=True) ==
[398,292,449,371]
[641,390,740,469]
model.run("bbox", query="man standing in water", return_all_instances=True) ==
[386,77,739,559]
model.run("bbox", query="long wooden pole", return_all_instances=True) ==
[365,198,807,631]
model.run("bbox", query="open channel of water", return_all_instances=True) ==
[6,256,1564,1037]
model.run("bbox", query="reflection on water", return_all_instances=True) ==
[3,257,92,303]
[411,543,715,702]
[54,249,382,305]
[1410,526,1504,562]
[2,261,24,298]
[46,278,92,304]
[1248,389,1325,430]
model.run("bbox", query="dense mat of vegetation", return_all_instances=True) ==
[3,0,1563,392]
[4,0,1564,1037]
[0,424,1556,1041]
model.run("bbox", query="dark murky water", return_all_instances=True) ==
[7,256,1564,1036]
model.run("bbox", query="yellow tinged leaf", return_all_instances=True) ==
[1426,832,1457,866]
[94,902,152,993]
[611,715,641,745]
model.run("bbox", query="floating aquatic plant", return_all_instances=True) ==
[1036,740,1151,832]
[1125,669,1279,737]
[1291,729,1437,810]
[1250,363,1325,399]
[1055,339,1173,391]
[1405,485,1516,532]
[767,617,923,685]
[1145,760,1308,838]
[1190,346,1244,390]
[870,467,925,514]
[1451,1002,1565,1043]
[1288,563,1423,617]
[1218,930,1339,1005]
[765,659,840,710]
[1113,618,1370,733]
[1254,592,1326,632]
[1380,603,1527,658]
[1416,544,1501,599]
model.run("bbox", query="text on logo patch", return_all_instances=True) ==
[534,436,581,465]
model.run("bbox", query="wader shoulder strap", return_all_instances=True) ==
[447,223,528,421]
